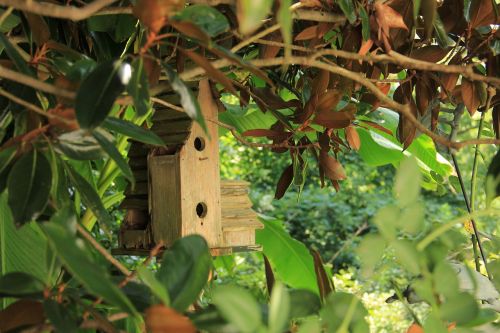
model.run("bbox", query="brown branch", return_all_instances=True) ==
[76,224,131,277]
[175,56,500,149]
[0,65,76,100]
[0,0,118,21]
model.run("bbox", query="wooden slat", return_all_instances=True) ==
[157,133,191,145]
[133,169,148,182]
[151,119,192,135]
[129,157,148,169]
[120,198,148,209]
[125,182,148,195]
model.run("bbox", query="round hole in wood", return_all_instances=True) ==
[194,137,206,151]
[196,202,207,218]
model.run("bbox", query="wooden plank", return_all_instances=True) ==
[152,108,190,122]
[152,119,192,135]
[157,133,191,145]
[223,230,256,247]
[149,154,182,247]
[221,217,263,231]
[177,79,223,247]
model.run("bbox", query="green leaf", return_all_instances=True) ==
[43,299,79,333]
[394,157,421,207]
[256,216,318,294]
[0,33,33,76]
[0,9,20,33]
[0,272,44,297]
[268,282,290,333]
[103,117,164,146]
[359,6,370,41]
[55,130,104,160]
[92,128,134,186]
[289,289,321,319]
[440,292,479,324]
[373,205,399,240]
[320,292,369,333]
[0,192,51,291]
[212,285,263,333]
[485,149,500,206]
[237,0,272,35]
[162,63,206,133]
[137,266,170,306]
[75,60,130,129]
[64,162,113,226]
[398,202,425,235]
[42,222,137,315]
[156,235,211,312]
[421,0,437,39]
[7,150,52,225]
[356,234,387,277]
[391,240,421,275]
[433,261,459,298]
[433,14,454,48]
[297,317,322,333]
[0,145,17,175]
[175,5,229,37]
[337,0,357,24]
[127,58,150,116]
[423,312,448,333]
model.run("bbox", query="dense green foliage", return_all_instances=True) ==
[1,0,500,332]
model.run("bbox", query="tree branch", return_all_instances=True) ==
[0,0,118,21]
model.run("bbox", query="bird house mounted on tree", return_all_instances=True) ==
[114,80,262,256]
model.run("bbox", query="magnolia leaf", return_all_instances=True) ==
[127,57,150,116]
[237,0,272,35]
[103,117,164,146]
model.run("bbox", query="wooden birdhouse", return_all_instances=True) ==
[113,80,262,256]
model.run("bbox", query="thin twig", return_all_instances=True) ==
[0,65,76,99]
[76,224,131,277]
[151,97,184,112]
[0,0,118,21]
[0,87,47,117]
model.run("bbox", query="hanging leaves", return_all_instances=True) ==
[345,126,361,150]
[7,150,52,226]
[127,57,150,117]
[133,0,185,33]
[145,305,197,333]
[461,79,484,116]
[237,0,272,35]
[275,164,294,199]
[319,151,346,181]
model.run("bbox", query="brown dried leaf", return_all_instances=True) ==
[397,100,418,150]
[242,128,288,140]
[319,151,346,181]
[295,25,320,41]
[146,305,197,333]
[261,31,282,59]
[415,78,432,116]
[461,79,481,115]
[345,126,361,150]
[469,0,499,29]
[359,120,393,135]
[251,87,301,110]
[439,73,459,99]
[358,39,374,56]
[421,0,437,40]
[491,105,500,141]
[264,255,275,295]
[410,45,450,63]
[275,164,294,199]
[24,13,50,45]
[170,20,210,43]
[431,104,440,131]
[181,49,237,96]
[311,70,330,96]
[311,249,334,301]
[0,300,45,332]
[374,2,409,39]
[133,0,184,33]
[316,90,342,113]
[143,57,161,85]
[314,110,354,129]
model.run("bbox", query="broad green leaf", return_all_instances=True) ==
[103,117,164,146]
[43,299,79,333]
[0,272,44,297]
[297,317,322,333]
[162,63,206,132]
[0,193,50,294]
[398,202,425,235]
[289,289,321,319]
[268,282,290,333]
[55,130,104,160]
[320,292,369,333]
[219,106,276,134]
[42,222,137,315]
[7,150,52,225]
[175,5,229,37]
[137,266,170,306]
[423,312,448,333]
[92,128,134,186]
[440,292,479,324]
[485,149,500,206]
[0,33,33,75]
[337,0,357,24]
[156,235,211,312]
[433,261,459,298]
[237,0,272,35]
[391,240,421,275]
[373,205,399,240]
[127,58,150,116]
[394,157,421,207]
[212,285,263,333]
[75,61,130,129]
[256,216,318,294]
[64,162,113,226]
[356,234,386,277]
[0,10,20,33]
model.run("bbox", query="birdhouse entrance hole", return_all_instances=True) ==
[194,137,205,151]
[196,202,208,218]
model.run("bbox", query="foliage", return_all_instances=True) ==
[0,0,499,332]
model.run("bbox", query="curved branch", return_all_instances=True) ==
[0,0,118,21]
